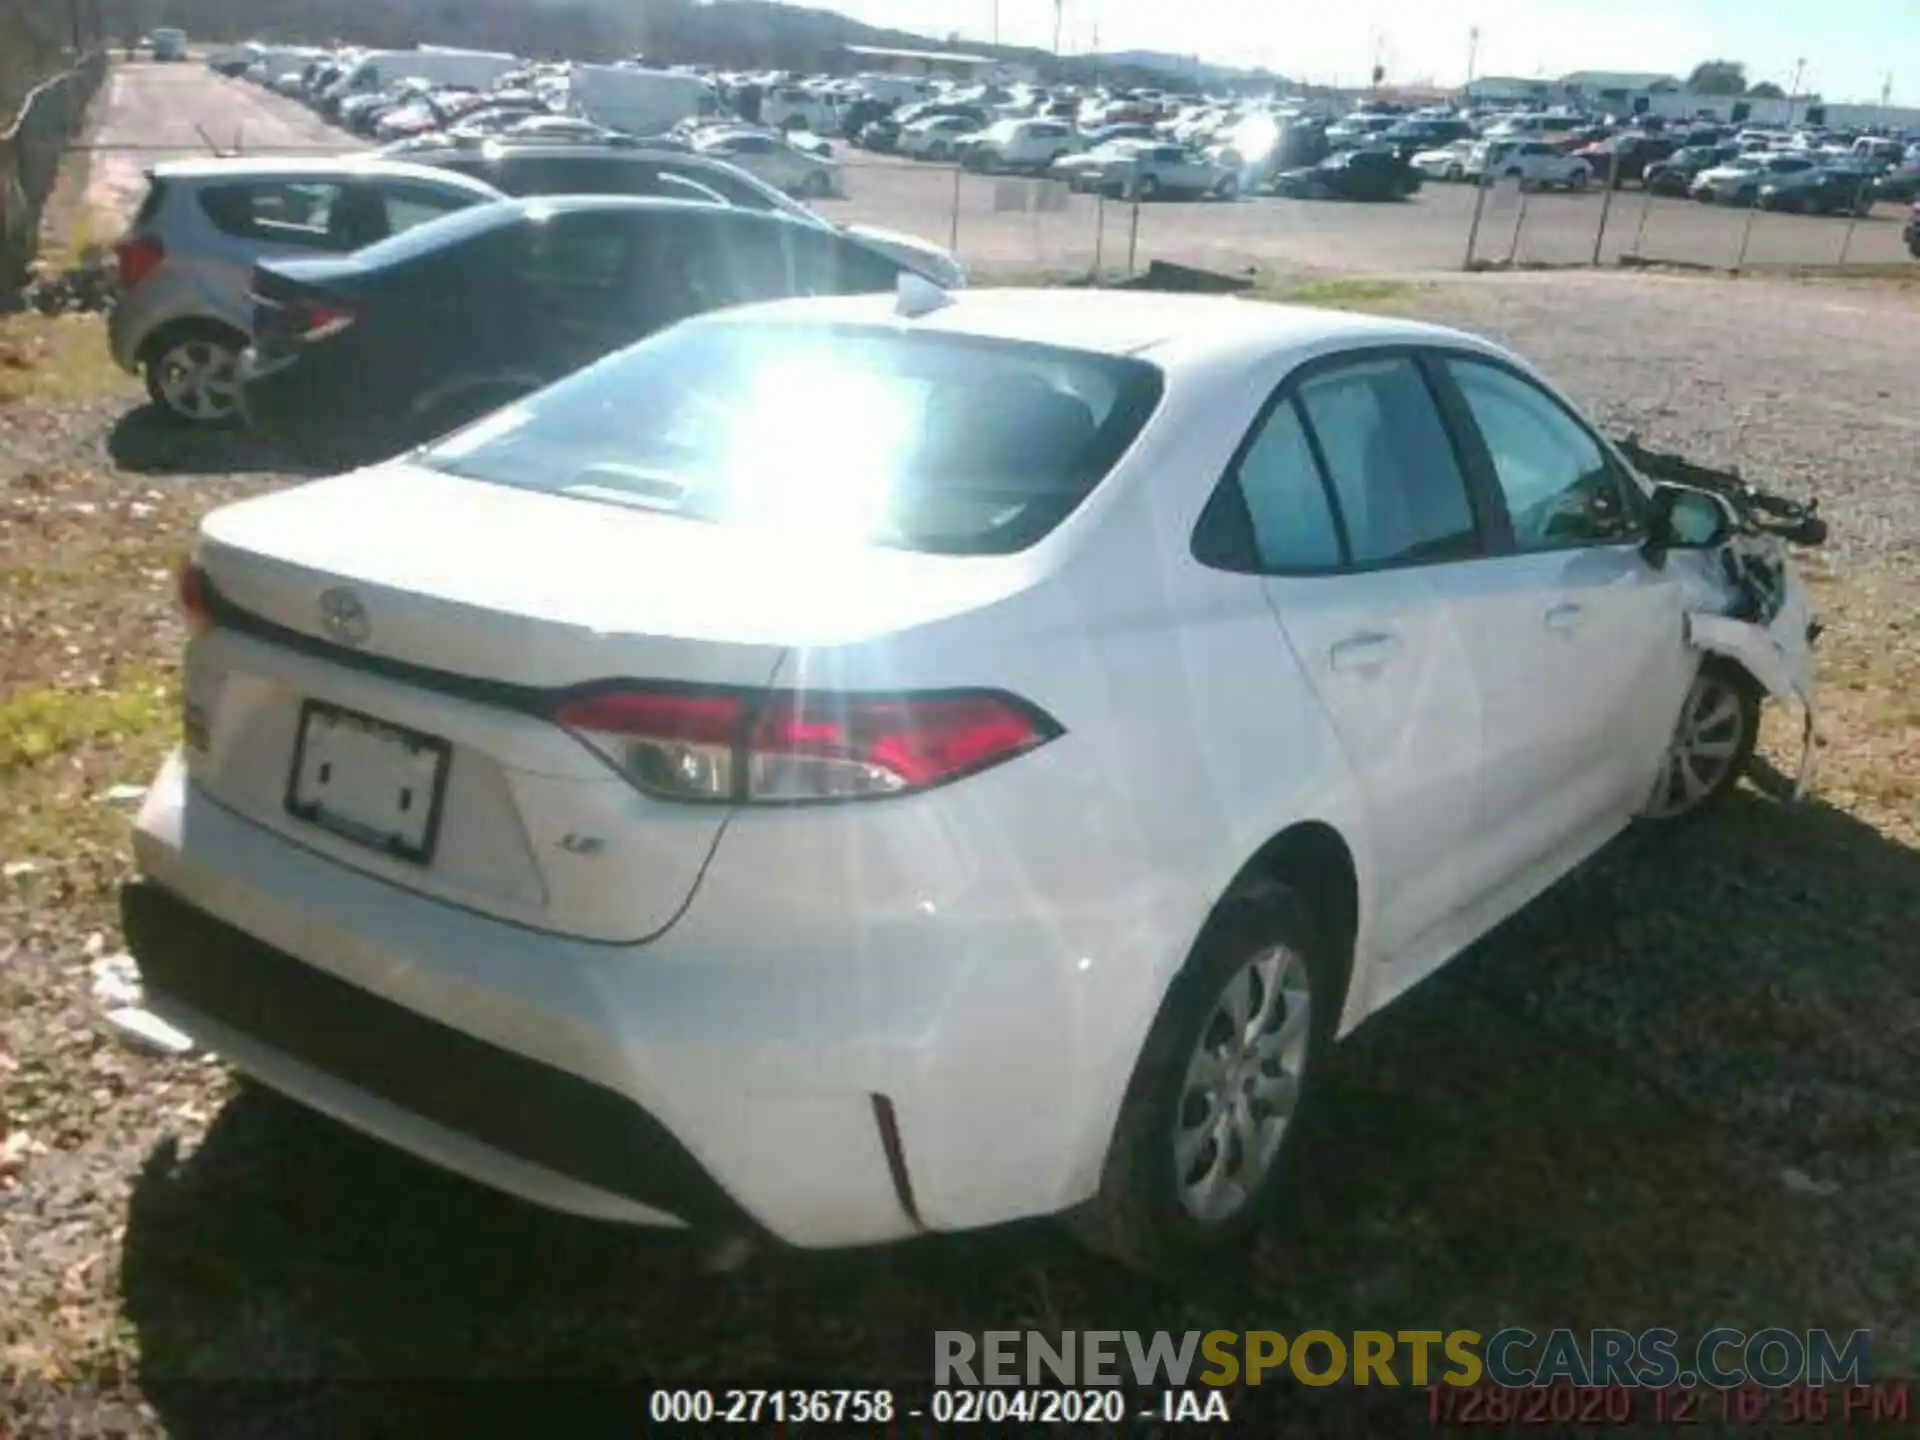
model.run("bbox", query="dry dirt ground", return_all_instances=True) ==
[1,260,1915,1432]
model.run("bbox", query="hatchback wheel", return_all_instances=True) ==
[798,169,833,198]
[1068,879,1337,1276]
[146,328,244,425]
[1642,664,1759,821]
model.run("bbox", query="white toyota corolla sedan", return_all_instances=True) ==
[120,285,1816,1273]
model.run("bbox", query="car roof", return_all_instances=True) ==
[490,194,819,225]
[149,155,503,197]
[697,287,1483,367]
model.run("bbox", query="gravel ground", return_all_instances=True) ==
[1,271,1915,1434]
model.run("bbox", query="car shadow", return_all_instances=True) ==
[107,405,326,479]
[119,787,1918,1434]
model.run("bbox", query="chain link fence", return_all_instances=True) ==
[1,52,108,287]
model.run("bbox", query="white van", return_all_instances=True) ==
[327,48,522,104]
[566,64,720,137]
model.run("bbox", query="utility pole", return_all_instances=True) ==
[1053,0,1064,57]
[992,0,1000,47]
[1786,56,1806,125]
[70,0,83,53]
[1465,26,1480,99]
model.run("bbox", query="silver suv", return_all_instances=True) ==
[109,157,504,424]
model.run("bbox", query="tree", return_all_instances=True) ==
[1687,60,1748,95]
[1746,80,1785,98]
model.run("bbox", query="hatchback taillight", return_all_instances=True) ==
[176,559,213,634]
[553,687,1061,803]
[116,235,164,290]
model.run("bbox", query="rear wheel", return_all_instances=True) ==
[143,322,246,426]
[798,168,833,198]
[1130,172,1161,201]
[1568,167,1590,190]
[1640,663,1760,822]
[1213,174,1240,200]
[1067,879,1340,1277]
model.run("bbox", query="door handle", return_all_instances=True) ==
[1329,632,1402,673]
[1544,602,1585,633]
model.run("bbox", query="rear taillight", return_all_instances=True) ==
[176,559,213,634]
[116,235,164,290]
[291,301,358,343]
[552,687,1061,804]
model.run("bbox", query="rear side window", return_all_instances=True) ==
[378,184,482,236]
[197,180,350,248]
[1229,399,1344,570]
[1294,356,1480,567]
[417,321,1164,556]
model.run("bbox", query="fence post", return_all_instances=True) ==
[948,163,961,255]
[1836,176,1868,267]
[1629,184,1654,257]
[1591,150,1619,267]
[1127,199,1141,273]
[1506,183,1531,265]
[1462,174,1491,269]
[1732,198,1761,272]
[1092,195,1105,280]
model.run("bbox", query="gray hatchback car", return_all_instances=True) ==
[109,156,505,424]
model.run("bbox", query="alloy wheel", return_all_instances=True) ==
[152,338,241,423]
[1172,944,1311,1223]
[1645,670,1748,818]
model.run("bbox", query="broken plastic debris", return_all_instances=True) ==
[103,1007,195,1056]
[2,860,40,879]
[102,784,148,805]
[90,952,143,1009]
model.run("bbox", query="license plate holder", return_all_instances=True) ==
[285,700,452,865]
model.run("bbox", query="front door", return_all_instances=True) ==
[1425,351,1696,879]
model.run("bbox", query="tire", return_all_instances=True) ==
[798,168,832,198]
[1568,167,1590,190]
[1066,878,1342,1278]
[1213,174,1240,200]
[931,140,952,162]
[1639,662,1760,823]
[1446,164,1463,182]
[1130,173,1161,201]
[141,320,247,427]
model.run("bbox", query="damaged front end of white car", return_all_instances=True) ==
[1620,435,1827,813]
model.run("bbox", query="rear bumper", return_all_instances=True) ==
[124,747,1190,1245]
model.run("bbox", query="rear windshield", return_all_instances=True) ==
[347,199,517,267]
[418,320,1165,555]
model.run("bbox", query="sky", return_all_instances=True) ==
[821,0,1912,104]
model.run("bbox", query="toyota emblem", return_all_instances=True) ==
[317,587,371,646]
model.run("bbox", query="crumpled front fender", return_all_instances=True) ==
[1685,563,1820,797]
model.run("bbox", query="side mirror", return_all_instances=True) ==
[1644,482,1735,564]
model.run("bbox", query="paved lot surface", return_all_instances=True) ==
[72,65,1919,278]
[81,62,359,224]
[826,151,1917,277]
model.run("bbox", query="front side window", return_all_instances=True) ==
[1443,358,1639,550]
[1294,355,1480,567]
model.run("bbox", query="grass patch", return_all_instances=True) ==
[1255,276,1420,312]
[0,312,136,403]
[0,669,176,772]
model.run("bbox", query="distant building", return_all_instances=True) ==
[1555,70,1682,112]
[1463,76,1551,105]
[835,43,1001,82]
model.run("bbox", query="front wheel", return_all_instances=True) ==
[1640,663,1759,822]
[1067,880,1339,1277]
[1129,173,1161,201]
[1568,168,1590,190]
[798,168,833,198]
[1213,174,1240,200]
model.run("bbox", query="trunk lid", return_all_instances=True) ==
[186,463,1036,940]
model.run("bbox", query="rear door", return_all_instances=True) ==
[1423,350,1692,876]
[1233,351,1493,966]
